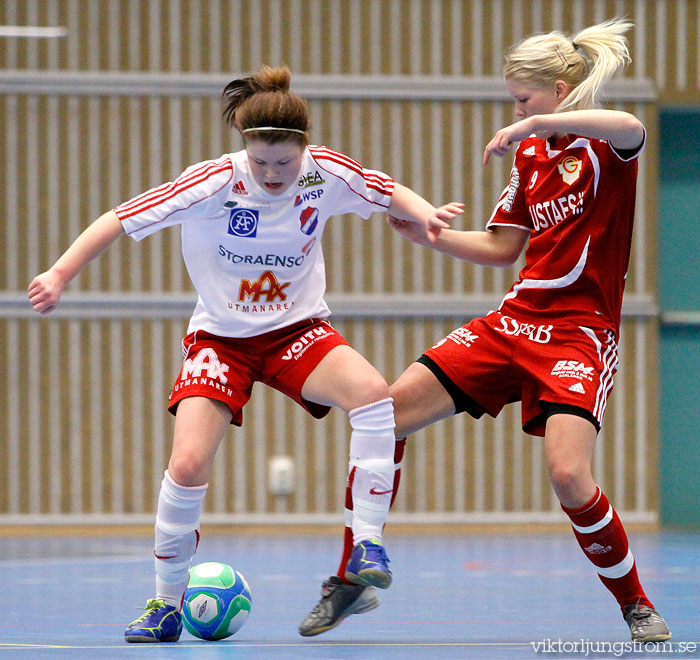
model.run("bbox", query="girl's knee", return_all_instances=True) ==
[548,461,595,508]
[167,453,209,487]
[348,375,390,410]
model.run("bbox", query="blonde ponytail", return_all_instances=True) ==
[503,18,633,112]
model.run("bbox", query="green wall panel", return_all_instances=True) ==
[660,327,700,526]
[659,109,700,527]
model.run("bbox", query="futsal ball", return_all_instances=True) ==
[182,562,252,641]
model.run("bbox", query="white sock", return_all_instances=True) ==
[154,470,208,608]
[348,398,396,544]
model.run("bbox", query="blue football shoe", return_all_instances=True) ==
[345,538,392,589]
[124,598,182,643]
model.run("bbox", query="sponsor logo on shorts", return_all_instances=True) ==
[172,348,234,398]
[433,327,479,349]
[281,326,331,361]
[182,347,230,384]
[495,315,553,344]
[551,360,595,381]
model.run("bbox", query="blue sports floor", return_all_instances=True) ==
[0,530,698,659]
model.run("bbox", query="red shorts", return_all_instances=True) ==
[168,318,350,426]
[422,312,619,436]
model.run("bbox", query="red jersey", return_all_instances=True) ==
[487,132,644,335]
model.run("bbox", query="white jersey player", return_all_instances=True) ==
[117,145,396,338]
[27,65,460,644]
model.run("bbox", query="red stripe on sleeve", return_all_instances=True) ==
[116,160,233,219]
[309,147,394,197]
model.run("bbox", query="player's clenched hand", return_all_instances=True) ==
[28,270,65,314]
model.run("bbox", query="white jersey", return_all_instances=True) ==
[115,146,394,337]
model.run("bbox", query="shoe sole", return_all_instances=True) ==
[345,568,392,589]
[124,635,180,643]
[633,633,672,643]
[298,589,380,637]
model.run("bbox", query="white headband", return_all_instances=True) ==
[241,126,306,135]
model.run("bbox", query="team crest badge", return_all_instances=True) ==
[299,207,319,235]
[558,156,582,185]
[228,208,259,237]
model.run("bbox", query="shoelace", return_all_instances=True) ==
[307,583,337,616]
[320,581,339,598]
[366,542,390,564]
[627,605,659,629]
[132,599,166,622]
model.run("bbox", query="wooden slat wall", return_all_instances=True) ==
[1,0,686,523]
[1,0,698,97]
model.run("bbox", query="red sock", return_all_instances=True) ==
[389,438,405,509]
[335,469,356,583]
[336,439,406,583]
[562,486,652,611]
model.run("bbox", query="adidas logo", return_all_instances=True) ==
[584,542,612,555]
[522,146,536,156]
[568,381,586,394]
[232,180,248,195]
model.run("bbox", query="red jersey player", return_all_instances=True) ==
[302,18,671,642]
